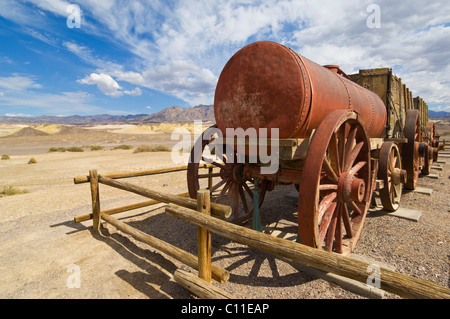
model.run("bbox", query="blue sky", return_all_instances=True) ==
[0,0,449,117]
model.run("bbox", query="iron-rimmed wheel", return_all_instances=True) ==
[378,142,404,211]
[403,110,421,190]
[187,125,268,224]
[298,110,372,255]
[421,144,432,175]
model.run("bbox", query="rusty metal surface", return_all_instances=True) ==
[214,41,387,139]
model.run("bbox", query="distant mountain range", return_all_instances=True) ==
[0,104,448,124]
[0,104,215,124]
[429,110,450,118]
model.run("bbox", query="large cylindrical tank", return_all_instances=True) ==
[214,41,387,138]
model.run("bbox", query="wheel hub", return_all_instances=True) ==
[391,167,407,185]
[338,172,365,204]
[220,163,245,183]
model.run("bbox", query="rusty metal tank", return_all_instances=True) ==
[214,41,387,138]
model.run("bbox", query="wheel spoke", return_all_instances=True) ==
[344,141,364,172]
[323,158,339,183]
[334,204,343,253]
[318,184,338,191]
[349,201,362,215]
[209,178,227,193]
[319,201,337,244]
[238,185,250,215]
[337,126,346,173]
[242,182,254,199]
[344,126,358,164]
[318,192,337,223]
[324,204,339,251]
[329,132,341,174]
[349,160,367,175]
[342,204,353,238]
[198,172,222,179]
[215,180,231,203]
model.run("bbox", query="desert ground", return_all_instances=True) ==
[0,121,449,300]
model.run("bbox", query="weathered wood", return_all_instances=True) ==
[98,175,231,218]
[370,138,384,150]
[74,192,190,223]
[165,204,450,299]
[174,269,233,299]
[74,165,189,184]
[100,213,229,284]
[89,170,101,232]
[74,164,213,184]
[197,190,211,283]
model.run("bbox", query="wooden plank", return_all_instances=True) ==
[100,213,229,284]
[165,204,450,299]
[370,138,384,150]
[98,175,231,218]
[74,192,190,223]
[74,164,213,184]
[174,269,233,299]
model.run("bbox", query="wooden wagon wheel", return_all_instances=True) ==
[378,142,404,211]
[403,110,421,190]
[298,110,372,255]
[420,143,432,175]
[187,125,268,224]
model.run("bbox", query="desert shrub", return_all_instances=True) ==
[49,147,67,152]
[112,144,133,150]
[67,146,84,152]
[1,154,10,160]
[152,145,171,152]
[1,185,29,196]
[133,145,154,153]
[133,144,171,153]
[28,157,37,164]
[89,145,104,151]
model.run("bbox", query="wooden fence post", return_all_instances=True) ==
[197,190,211,283]
[89,169,101,232]
[207,167,213,190]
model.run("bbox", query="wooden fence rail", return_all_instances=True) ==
[165,203,450,299]
[74,164,206,184]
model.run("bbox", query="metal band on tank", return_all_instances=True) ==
[284,46,312,138]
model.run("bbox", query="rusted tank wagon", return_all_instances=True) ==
[186,41,435,255]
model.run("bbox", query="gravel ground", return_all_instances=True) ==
[0,129,448,300]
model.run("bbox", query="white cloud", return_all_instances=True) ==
[0,90,103,115]
[78,73,123,97]
[3,0,450,111]
[78,72,142,97]
[124,87,141,96]
[0,74,42,91]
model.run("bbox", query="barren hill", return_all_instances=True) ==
[1,126,49,137]
[137,105,214,123]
